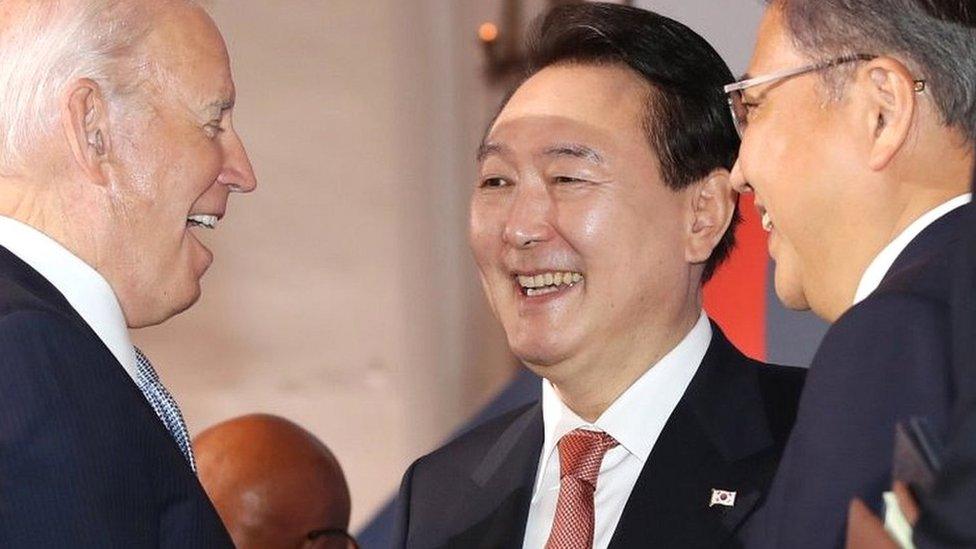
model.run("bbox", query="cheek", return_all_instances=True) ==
[468,201,502,268]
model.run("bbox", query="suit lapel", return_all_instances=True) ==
[610,326,778,548]
[443,403,543,548]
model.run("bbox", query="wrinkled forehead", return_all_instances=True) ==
[489,63,650,142]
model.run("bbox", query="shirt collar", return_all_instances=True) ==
[540,311,712,467]
[0,215,136,381]
[853,193,971,305]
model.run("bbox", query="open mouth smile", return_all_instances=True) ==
[515,271,584,297]
[186,214,219,229]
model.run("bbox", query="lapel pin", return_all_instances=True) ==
[710,489,736,507]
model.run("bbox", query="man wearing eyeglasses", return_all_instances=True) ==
[723,1,976,548]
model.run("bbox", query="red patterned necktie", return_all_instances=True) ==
[545,429,619,549]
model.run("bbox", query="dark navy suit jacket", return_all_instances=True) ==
[745,206,969,549]
[0,245,232,547]
[914,172,976,546]
[392,324,805,548]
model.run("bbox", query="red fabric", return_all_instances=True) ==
[545,429,618,549]
[704,194,769,360]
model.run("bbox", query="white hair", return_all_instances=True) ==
[0,0,158,174]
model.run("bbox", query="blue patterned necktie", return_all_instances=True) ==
[134,347,196,471]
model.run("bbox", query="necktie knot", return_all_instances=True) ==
[557,428,618,486]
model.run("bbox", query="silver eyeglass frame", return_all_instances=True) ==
[722,53,926,137]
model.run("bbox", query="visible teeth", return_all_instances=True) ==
[187,214,218,229]
[761,211,773,232]
[526,286,560,297]
[516,271,584,290]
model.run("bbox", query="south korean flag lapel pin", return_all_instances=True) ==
[710,489,737,508]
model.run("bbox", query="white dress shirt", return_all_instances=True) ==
[521,311,712,549]
[0,215,137,381]
[853,193,971,305]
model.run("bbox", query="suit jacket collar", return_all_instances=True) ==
[609,324,775,548]
[459,324,774,548]
[884,204,968,285]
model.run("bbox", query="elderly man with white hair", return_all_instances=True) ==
[0,0,256,546]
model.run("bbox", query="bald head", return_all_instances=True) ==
[195,414,352,549]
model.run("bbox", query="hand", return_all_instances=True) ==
[891,481,919,525]
[845,482,920,549]
[847,498,899,549]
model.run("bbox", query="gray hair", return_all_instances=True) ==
[0,0,158,174]
[770,0,976,143]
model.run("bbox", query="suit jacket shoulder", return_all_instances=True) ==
[0,250,232,548]
[393,402,543,549]
[747,208,965,549]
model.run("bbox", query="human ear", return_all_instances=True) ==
[860,58,919,171]
[686,169,735,265]
[61,78,112,185]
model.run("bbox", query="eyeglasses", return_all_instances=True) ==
[722,53,927,137]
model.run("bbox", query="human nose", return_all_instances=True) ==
[502,182,554,249]
[218,130,257,193]
[729,159,752,194]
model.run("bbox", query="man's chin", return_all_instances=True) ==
[510,342,573,375]
[773,275,811,312]
[127,281,202,329]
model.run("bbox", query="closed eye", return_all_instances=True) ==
[742,101,761,119]
[204,120,224,138]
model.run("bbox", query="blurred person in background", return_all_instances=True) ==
[0,0,256,545]
[723,0,976,546]
[392,3,805,548]
[195,414,357,549]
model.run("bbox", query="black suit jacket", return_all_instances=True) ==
[745,206,968,549]
[393,324,805,548]
[0,246,232,547]
[914,180,976,547]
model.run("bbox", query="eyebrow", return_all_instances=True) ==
[205,98,235,113]
[543,143,605,165]
[476,141,509,162]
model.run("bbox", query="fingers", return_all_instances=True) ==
[846,498,900,549]
[892,481,920,525]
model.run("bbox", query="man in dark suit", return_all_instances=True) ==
[911,150,976,547]
[0,0,257,546]
[845,156,976,549]
[393,4,805,548]
[723,0,976,547]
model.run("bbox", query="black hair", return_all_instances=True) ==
[518,2,742,282]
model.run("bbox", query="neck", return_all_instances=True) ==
[816,149,973,321]
[0,174,96,267]
[546,304,701,422]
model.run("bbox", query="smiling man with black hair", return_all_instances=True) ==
[392,3,805,548]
